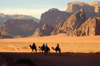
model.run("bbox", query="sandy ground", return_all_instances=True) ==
[0,33,100,66]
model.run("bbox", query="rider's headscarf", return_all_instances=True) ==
[33,43,35,46]
[46,43,47,47]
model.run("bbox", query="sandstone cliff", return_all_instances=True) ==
[66,1,100,18]
[0,19,38,36]
[38,8,72,27]
[33,24,54,37]
[88,1,100,13]
[66,16,100,36]
[33,27,44,37]
[51,9,86,35]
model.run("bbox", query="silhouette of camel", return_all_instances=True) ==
[39,46,45,52]
[29,45,37,53]
[39,45,50,54]
[52,47,61,55]
[44,47,50,55]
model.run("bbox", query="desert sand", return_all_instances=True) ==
[0,33,100,66]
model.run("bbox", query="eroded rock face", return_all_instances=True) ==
[0,19,38,36]
[38,8,72,27]
[88,1,100,7]
[33,24,54,37]
[66,1,94,13]
[88,1,100,13]
[66,1,100,18]
[42,24,54,35]
[66,16,100,36]
[33,27,44,37]
[51,9,86,35]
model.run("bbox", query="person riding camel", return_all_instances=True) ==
[55,43,59,51]
[39,43,45,52]
[52,43,61,55]
[32,43,35,47]
[44,43,50,54]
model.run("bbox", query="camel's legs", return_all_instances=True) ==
[59,49,61,56]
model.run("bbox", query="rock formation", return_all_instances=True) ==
[1,1,100,37]
[88,1,100,13]
[38,8,72,27]
[0,19,38,36]
[33,24,54,37]
[66,1,100,18]
[33,27,44,37]
[0,13,39,25]
[42,24,54,35]
[66,16,100,36]
[51,9,86,35]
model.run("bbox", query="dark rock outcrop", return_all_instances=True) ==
[51,9,86,35]
[66,16,100,36]
[0,35,13,39]
[33,27,44,37]
[0,19,38,36]
[42,24,54,35]
[38,8,72,27]
[33,24,54,37]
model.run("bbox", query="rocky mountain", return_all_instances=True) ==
[0,1,100,37]
[38,1,100,28]
[0,13,39,25]
[88,1,100,7]
[66,1,100,18]
[66,16,100,36]
[33,24,54,37]
[51,9,86,35]
[0,19,38,36]
[38,8,72,27]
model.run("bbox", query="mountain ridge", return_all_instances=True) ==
[0,13,39,25]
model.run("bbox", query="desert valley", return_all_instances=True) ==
[0,1,100,66]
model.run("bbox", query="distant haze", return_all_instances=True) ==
[0,13,39,25]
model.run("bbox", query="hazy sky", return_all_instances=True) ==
[0,0,100,19]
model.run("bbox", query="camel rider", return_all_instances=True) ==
[42,43,45,48]
[32,43,35,47]
[46,43,47,47]
[41,43,45,50]
[55,43,59,51]
[45,43,49,52]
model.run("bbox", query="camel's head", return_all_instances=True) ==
[29,45,31,47]
[39,46,41,48]
[52,47,54,49]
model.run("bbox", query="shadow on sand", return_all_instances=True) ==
[0,52,100,66]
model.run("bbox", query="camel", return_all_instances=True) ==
[44,46,50,55]
[39,45,50,54]
[29,45,37,53]
[39,46,45,52]
[52,47,61,55]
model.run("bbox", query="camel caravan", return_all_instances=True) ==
[29,43,61,55]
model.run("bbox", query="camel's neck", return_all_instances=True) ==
[30,45,32,48]
[52,47,55,50]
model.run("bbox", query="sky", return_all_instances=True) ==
[0,0,100,19]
